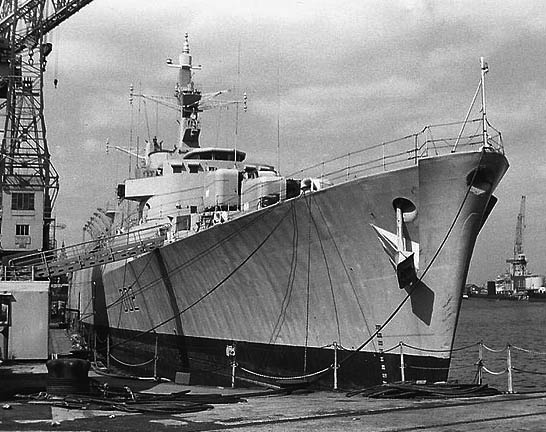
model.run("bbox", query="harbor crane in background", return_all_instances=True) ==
[0,4,242,279]
[0,1,172,279]
[0,0,94,261]
[506,195,527,292]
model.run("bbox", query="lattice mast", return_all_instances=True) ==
[507,195,527,292]
[0,0,93,254]
[513,195,526,258]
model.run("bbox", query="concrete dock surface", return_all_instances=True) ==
[1,329,544,430]
[2,361,546,431]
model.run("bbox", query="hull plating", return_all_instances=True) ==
[71,150,508,388]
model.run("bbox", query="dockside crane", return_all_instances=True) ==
[1,4,182,279]
[506,195,527,292]
[0,0,94,259]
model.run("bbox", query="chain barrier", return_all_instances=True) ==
[398,340,546,394]
[512,367,546,376]
[481,365,508,376]
[92,332,159,380]
[399,341,546,393]
[481,343,508,353]
[91,328,546,394]
[401,341,479,353]
[238,365,331,381]
[109,353,155,368]
[511,345,546,355]
[405,365,449,371]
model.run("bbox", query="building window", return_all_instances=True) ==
[12,192,35,210]
[15,224,29,236]
[0,296,11,326]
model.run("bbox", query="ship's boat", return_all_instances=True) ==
[66,35,508,389]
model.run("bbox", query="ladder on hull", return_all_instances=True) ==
[7,224,168,279]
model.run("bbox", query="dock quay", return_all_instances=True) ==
[1,328,546,431]
[2,367,546,431]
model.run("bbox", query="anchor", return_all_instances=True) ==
[371,200,419,290]
[394,205,418,290]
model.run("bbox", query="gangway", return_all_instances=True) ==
[6,224,168,279]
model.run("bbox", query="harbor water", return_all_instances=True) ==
[450,298,546,393]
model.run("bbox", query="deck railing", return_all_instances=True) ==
[4,224,168,280]
[288,118,503,184]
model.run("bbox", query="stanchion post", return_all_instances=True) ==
[106,334,110,370]
[507,344,513,393]
[231,359,236,389]
[399,341,405,383]
[226,344,236,388]
[477,342,483,385]
[153,334,158,380]
[93,330,97,363]
[333,341,338,390]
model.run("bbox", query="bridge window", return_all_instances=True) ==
[12,192,34,211]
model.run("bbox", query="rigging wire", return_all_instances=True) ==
[311,193,375,349]
[233,149,489,385]
[233,149,488,384]
[83,146,489,384]
[215,107,221,146]
[53,28,60,88]
[234,36,241,163]
[268,201,299,345]
[103,207,276,312]
[155,100,159,138]
[142,98,152,143]
[303,193,312,373]
[78,252,156,323]
[107,205,292,351]
[319,149,489,378]
[304,194,342,344]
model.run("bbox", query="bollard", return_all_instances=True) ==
[399,341,405,383]
[507,344,513,393]
[226,344,236,388]
[46,358,91,395]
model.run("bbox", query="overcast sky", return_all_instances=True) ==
[43,0,546,285]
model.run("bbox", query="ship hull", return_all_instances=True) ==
[100,327,449,388]
[71,149,508,389]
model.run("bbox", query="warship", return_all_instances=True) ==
[66,35,508,389]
